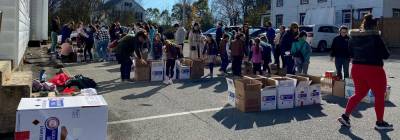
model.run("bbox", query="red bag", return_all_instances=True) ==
[49,73,70,86]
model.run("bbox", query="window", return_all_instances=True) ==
[318,26,338,33]
[342,10,351,24]
[276,15,283,27]
[318,0,327,3]
[393,9,400,17]
[358,8,372,19]
[277,0,283,7]
[299,13,306,25]
[300,0,309,5]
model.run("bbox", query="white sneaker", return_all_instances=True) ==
[169,79,173,84]
[163,79,169,84]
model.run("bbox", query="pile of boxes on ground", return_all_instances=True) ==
[0,61,108,139]
[134,58,206,81]
[227,74,322,112]
[321,71,391,103]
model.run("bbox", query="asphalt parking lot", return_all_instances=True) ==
[62,47,400,140]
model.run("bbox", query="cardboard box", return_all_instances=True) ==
[332,80,345,97]
[15,95,108,140]
[226,78,236,107]
[134,60,150,81]
[191,59,204,79]
[177,63,191,80]
[243,75,269,88]
[320,77,333,95]
[150,60,164,81]
[235,98,260,112]
[301,75,322,105]
[234,79,262,100]
[234,79,262,112]
[362,86,392,103]
[286,75,311,107]
[260,79,277,111]
[270,77,296,109]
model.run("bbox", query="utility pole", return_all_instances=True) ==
[182,0,186,27]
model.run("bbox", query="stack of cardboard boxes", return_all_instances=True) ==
[227,74,322,113]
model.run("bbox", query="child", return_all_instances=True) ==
[260,36,272,74]
[249,38,263,75]
[164,41,183,84]
[60,38,74,63]
[153,33,163,60]
[291,31,311,74]
[202,34,218,78]
[219,34,230,75]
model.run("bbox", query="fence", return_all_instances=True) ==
[353,18,400,48]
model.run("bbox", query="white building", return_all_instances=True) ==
[0,0,48,67]
[271,0,400,28]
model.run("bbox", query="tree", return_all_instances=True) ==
[146,8,161,24]
[56,0,91,24]
[211,0,242,26]
[192,0,213,31]
[160,10,172,26]
[171,3,193,29]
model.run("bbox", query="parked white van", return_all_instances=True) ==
[299,24,339,52]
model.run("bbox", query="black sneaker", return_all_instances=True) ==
[375,121,393,130]
[338,114,351,127]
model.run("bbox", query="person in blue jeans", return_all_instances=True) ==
[50,16,60,53]
[219,34,230,75]
[203,34,218,77]
[331,26,351,79]
[96,26,110,62]
[260,36,272,74]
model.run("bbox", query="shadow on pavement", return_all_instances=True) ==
[176,77,227,93]
[338,125,363,140]
[95,78,162,95]
[121,85,166,100]
[375,128,394,140]
[323,96,397,118]
[212,104,327,130]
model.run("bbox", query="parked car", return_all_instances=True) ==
[203,28,216,39]
[249,28,266,39]
[299,24,339,52]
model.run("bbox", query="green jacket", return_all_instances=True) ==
[291,38,312,63]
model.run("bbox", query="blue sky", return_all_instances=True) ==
[142,0,176,11]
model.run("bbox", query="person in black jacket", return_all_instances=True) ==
[215,22,224,49]
[115,31,146,82]
[338,14,392,130]
[279,23,299,74]
[330,26,351,79]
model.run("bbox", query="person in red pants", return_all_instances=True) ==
[338,14,391,130]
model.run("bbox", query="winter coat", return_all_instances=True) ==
[330,35,351,58]
[349,30,390,66]
[291,38,312,63]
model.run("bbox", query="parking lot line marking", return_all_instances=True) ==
[108,106,234,125]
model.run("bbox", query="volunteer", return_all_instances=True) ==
[152,33,163,60]
[115,31,146,82]
[202,34,218,78]
[248,38,263,75]
[280,23,300,74]
[189,22,203,59]
[330,26,351,79]
[260,36,272,74]
[274,25,286,68]
[231,34,245,76]
[50,16,60,53]
[291,31,312,74]
[338,14,392,130]
[174,23,187,53]
[164,41,183,84]
[219,34,230,75]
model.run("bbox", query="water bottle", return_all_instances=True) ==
[39,70,47,83]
